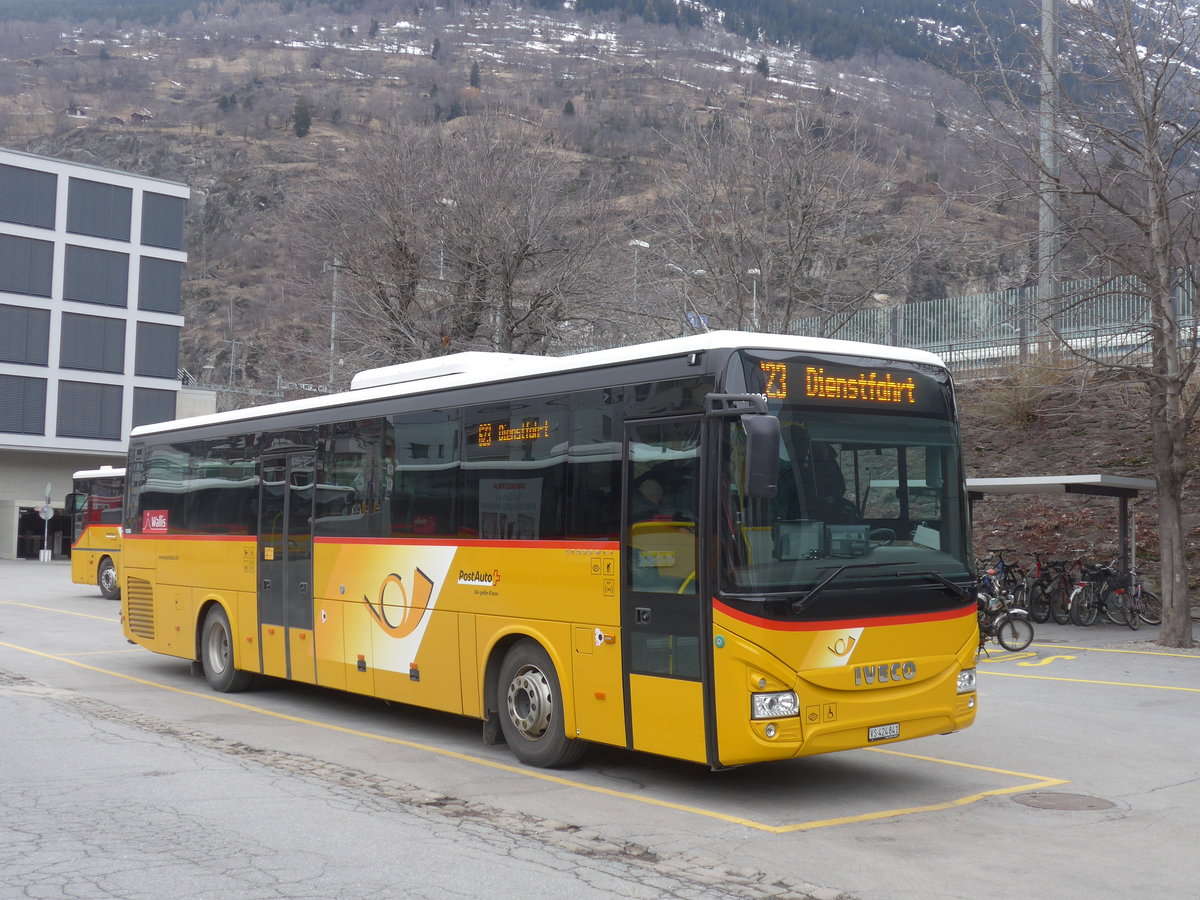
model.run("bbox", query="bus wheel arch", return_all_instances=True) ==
[198,602,253,693]
[492,637,585,768]
[97,556,120,600]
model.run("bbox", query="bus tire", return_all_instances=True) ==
[497,639,585,768]
[98,557,120,601]
[200,605,253,693]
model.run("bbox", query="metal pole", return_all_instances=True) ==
[1038,0,1059,358]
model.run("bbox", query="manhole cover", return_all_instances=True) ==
[1013,792,1116,811]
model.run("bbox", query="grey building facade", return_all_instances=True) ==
[0,147,190,559]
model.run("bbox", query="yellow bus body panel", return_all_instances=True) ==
[712,604,978,767]
[70,524,122,589]
[628,674,706,763]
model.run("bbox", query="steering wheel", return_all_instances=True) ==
[870,528,896,546]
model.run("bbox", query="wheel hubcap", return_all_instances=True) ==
[506,665,552,741]
[206,623,229,674]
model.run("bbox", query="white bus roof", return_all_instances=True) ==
[72,466,126,480]
[131,331,948,438]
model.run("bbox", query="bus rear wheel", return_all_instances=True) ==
[497,640,585,768]
[201,605,253,693]
[98,557,120,601]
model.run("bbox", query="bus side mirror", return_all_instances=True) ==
[742,415,780,499]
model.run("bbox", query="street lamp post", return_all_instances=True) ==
[628,239,649,304]
[748,268,761,330]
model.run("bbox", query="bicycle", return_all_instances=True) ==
[978,548,1024,610]
[1026,553,1052,623]
[977,591,1035,652]
[1070,560,1126,626]
[1033,555,1083,625]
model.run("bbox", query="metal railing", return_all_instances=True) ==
[789,275,1200,376]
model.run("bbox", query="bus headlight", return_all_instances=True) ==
[957,668,977,694]
[751,690,799,719]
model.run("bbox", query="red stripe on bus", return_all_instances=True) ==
[712,598,975,631]
[124,533,255,542]
[313,536,621,552]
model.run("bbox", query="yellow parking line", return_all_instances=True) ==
[1031,642,1200,659]
[982,670,1200,692]
[0,599,117,623]
[0,638,1064,833]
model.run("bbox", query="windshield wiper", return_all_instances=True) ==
[787,561,900,612]
[899,569,974,602]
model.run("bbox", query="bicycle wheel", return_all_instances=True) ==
[1126,597,1141,631]
[1102,588,1128,626]
[1028,583,1050,623]
[1138,590,1163,625]
[1070,585,1099,626]
[995,613,1035,651]
[1009,582,1028,611]
[1050,582,1071,625]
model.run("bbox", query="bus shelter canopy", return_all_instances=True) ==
[965,474,1156,570]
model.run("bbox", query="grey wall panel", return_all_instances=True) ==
[0,164,56,229]
[64,245,130,307]
[0,304,50,365]
[56,381,123,440]
[137,257,182,313]
[133,387,177,427]
[141,192,186,250]
[60,313,126,374]
[0,234,53,297]
[67,178,132,242]
[0,374,47,434]
[135,322,179,378]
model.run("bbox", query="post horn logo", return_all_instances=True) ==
[363,569,435,639]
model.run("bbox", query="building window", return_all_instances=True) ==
[60,313,125,374]
[57,381,123,440]
[0,163,56,229]
[133,387,176,427]
[67,177,132,242]
[138,257,182,313]
[0,234,53,297]
[141,192,186,251]
[0,304,50,366]
[0,374,46,435]
[135,322,179,378]
[64,245,129,307]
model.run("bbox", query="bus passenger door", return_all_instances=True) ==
[258,452,317,683]
[622,418,709,764]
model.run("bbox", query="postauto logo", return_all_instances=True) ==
[457,568,500,587]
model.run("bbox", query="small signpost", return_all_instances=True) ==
[38,483,52,562]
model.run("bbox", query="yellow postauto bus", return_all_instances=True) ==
[120,332,978,769]
[67,466,125,600]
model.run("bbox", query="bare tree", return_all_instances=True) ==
[647,103,939,336]
[277,113,616,384]
[957,0,1200,646]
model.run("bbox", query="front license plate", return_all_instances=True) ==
[868,723,900,742]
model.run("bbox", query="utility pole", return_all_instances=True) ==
[1037,0,1059,361]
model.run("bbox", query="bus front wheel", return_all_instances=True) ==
[200,605,253,693]
[98,557,120,601]
[497,640,585,768]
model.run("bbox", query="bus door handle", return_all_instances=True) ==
[262,578,272,591]
[298,582,309,595]
[635,607,652,624]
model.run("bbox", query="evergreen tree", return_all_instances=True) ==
[469,60,480,89]
[293,96,311,137]
[756,54,770,78]
[563,99,575,116]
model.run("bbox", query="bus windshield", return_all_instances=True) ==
[720,367,971,617]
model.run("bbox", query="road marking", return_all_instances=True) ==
[1031,642,1200,659]
[982,670,1200,693]
[0,599,117,623]
[0,637,1065,833]
[1017,655,1076,667]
